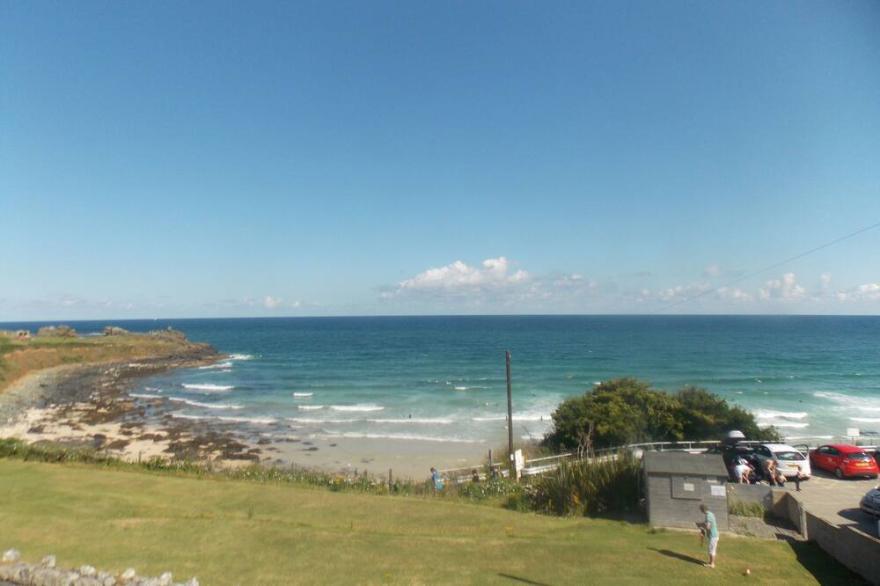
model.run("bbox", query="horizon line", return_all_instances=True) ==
[3,312,880,325]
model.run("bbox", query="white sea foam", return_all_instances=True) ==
[850,417,880,423]
[287,417,356,424]
[182,383,234,392]
[172,413,277,425]
[293,392,314,398]
[298,405,324,411]
[813,391,880,413]
[330,404,384,412]
[472,414,550,422]
[454,386,469,391]
[367,417,454,425]
[198,361,233,370]
[168,397,243,410]
[320,432,481,444]
[144,386,161,392]
[786,435,833,440]
[130,392,162,399]
[755,410,808,420]
[216,415,277,425]
[228,353,254,361]
[768,422,809,429]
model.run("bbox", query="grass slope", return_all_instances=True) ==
[0,332,211,391]
[0,460,856,585]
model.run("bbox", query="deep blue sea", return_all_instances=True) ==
[4,316,880,445]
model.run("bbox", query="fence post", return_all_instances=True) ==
[388,468,393,493]
[505,350,514,476]
[488,449,493,471]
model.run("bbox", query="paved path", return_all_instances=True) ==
[792,470,879,537]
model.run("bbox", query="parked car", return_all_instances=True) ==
[860,485,880,517]
[706,441,805,483]
[809,444,880,479]
[752,443,811,479]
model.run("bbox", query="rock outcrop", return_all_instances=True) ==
[0,550,198,586]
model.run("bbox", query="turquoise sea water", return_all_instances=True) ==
[4,316,879,446]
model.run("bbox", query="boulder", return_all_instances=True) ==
[102,326,129,336]
[36,325,77,338]
[119,568,138,583]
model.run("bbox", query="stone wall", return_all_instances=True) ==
[0,550,198,586]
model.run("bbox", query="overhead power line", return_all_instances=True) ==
[658,219,880,312]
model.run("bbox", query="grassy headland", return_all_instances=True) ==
[0,457,857,585]
[0,327,217,393]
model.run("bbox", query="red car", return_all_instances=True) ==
[809,444,879,479]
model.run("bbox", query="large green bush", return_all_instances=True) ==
[543,378,780,451]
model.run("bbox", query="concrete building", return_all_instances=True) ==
[644,451,729,530]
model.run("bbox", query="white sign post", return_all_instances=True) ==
[512,449,524,480]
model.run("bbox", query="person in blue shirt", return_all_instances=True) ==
[699,504,719,568]
[430,467,444,491]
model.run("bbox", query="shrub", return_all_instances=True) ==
[543,378,780,451]
[728,499,765,518]
[523,451,642,517]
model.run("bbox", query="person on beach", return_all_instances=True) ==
[698,504,719,568]
[430,467,444,491]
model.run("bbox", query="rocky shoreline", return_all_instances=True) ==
[0,343,264,465]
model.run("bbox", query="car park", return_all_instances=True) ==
[809,444,880,479]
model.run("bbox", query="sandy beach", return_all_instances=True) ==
[0,354,489,480]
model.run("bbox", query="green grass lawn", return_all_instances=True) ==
[0,459,857,585]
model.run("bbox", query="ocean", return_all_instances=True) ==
[4,316,879,447]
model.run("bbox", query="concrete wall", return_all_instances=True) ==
[805,512,880,584]
[773,492,806,535]
[726,483,772,510]
[647,474,728,530]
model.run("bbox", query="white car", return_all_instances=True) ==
[754,443,811,479]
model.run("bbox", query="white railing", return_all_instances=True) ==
[439,438,879,483]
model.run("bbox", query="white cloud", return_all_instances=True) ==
[836,283,880,302]
[394,257,529,294]
[263,295,283,309]
[703,264,721,278]
[820,273,832,289]
[716,287,753,302]
[758,272,805,301]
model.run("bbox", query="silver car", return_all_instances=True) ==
[860,486,880,517]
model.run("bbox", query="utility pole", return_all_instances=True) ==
[505,350,514,473]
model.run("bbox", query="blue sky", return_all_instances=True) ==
[2,1,879,319]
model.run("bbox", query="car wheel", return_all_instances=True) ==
[834,468,843,479]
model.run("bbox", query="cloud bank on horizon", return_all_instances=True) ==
[4,256,879,321]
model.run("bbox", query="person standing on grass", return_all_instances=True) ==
[430,467,444,491]
[699,504,719,568]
